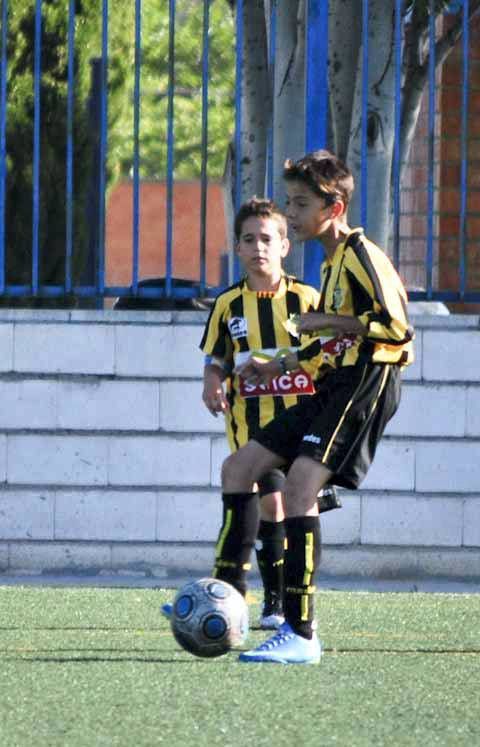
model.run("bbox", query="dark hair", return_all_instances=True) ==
[234,197,288,241]
[283,150,354,207]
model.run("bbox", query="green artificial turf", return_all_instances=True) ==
[0,586,479,746]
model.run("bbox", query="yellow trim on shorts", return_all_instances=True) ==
[369,365,390,416]
[322,364,369,463]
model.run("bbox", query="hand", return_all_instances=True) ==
[202,381,229,417]
[234,356,280,387]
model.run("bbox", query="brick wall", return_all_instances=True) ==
[0,310,479,581]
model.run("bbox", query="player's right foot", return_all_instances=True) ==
[161,602,173,619]
[239,622,321,665]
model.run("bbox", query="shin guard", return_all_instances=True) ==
[213,492,259,596]
[284,516,321,639]
[255,520,286,609]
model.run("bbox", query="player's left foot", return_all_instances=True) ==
[161,602,173,619]
[259,611,285,630]
[239,622,321,665]
[259,591,284,629]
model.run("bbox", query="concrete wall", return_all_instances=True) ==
[0,309,479,581]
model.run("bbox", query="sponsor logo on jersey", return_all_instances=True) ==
[239,370,315,398]
[321,334,357,357]
[228,316,248,339]
[332,286,344,310]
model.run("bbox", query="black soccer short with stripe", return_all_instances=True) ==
[253,362,401,490]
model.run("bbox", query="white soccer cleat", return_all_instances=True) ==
[259,611,285,630]
[161,602,173,619]
[239,622,321,665]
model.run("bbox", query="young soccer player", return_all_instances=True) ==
[199,197,340,629]
[211,151,414,664]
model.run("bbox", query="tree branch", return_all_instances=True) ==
[434,0,480,68]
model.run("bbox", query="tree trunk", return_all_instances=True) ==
[330,0,396,251]
[239,0,271,202]
[272,0,306,276]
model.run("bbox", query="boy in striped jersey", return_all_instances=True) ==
[200,197,340,629]
[213,151,414,664]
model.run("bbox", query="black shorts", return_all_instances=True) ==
[253,363,401,490]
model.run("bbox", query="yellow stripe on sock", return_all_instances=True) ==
[301,594,309,621]
[215,508,233,560]
[303,531,314,586]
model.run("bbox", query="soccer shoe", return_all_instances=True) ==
[161,602,173,619]
[259,611,285,630]
[239,622,321,665]
[317,485,342,513]
[259,591,284,629]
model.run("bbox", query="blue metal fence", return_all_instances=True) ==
[0,0,477,304]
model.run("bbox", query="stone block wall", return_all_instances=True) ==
[0,309,478,581]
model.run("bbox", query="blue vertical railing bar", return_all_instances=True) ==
[165,0,176,297]
[132,0,142,294]
[233,0,243,281]
[459,0,469,300]
[360,0,369,229]
[199,0,210,294]
[97,0,109,301]
[65,0,75,294]
[426,2,436,299]
[304,0,329,286]
[32,0,43,295]
[392,0,402,270]
[266,0,276,199]
[0,0,8,293]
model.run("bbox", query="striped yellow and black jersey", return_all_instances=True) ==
[297,228,414,378]
[200,275,320,451]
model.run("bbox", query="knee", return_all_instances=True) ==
[221,451,247,485]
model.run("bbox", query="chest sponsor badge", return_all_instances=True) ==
[239,370,315,398]
[228,316,248,340]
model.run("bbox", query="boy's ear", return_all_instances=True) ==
[281,237,290,258]
[331,199,346,220]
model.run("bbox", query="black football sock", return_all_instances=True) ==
[213,492,259,597]
[284,516,321,639]
[255,519,285,614]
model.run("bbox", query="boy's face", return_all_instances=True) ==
[285,181,338,242]
[236,216,289,277]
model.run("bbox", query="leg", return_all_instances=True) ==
[213,441,286,596]
[282,457,331,637]
[256,470,286,629]
[239,457,331,664]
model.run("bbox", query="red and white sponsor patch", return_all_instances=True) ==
[321,334,357,357]
[239,370,315,398]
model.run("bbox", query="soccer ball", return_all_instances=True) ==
[170,577,249,658]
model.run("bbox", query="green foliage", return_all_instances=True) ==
[1,0,234,305]
[2,0,109,302]
[113,0,235,180]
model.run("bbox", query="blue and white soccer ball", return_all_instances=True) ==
[170,577,249,658]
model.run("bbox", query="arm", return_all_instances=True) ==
[203,360,230,417]
[235,351,300,387]
[200,296,231,416]
[295,312,367,337]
